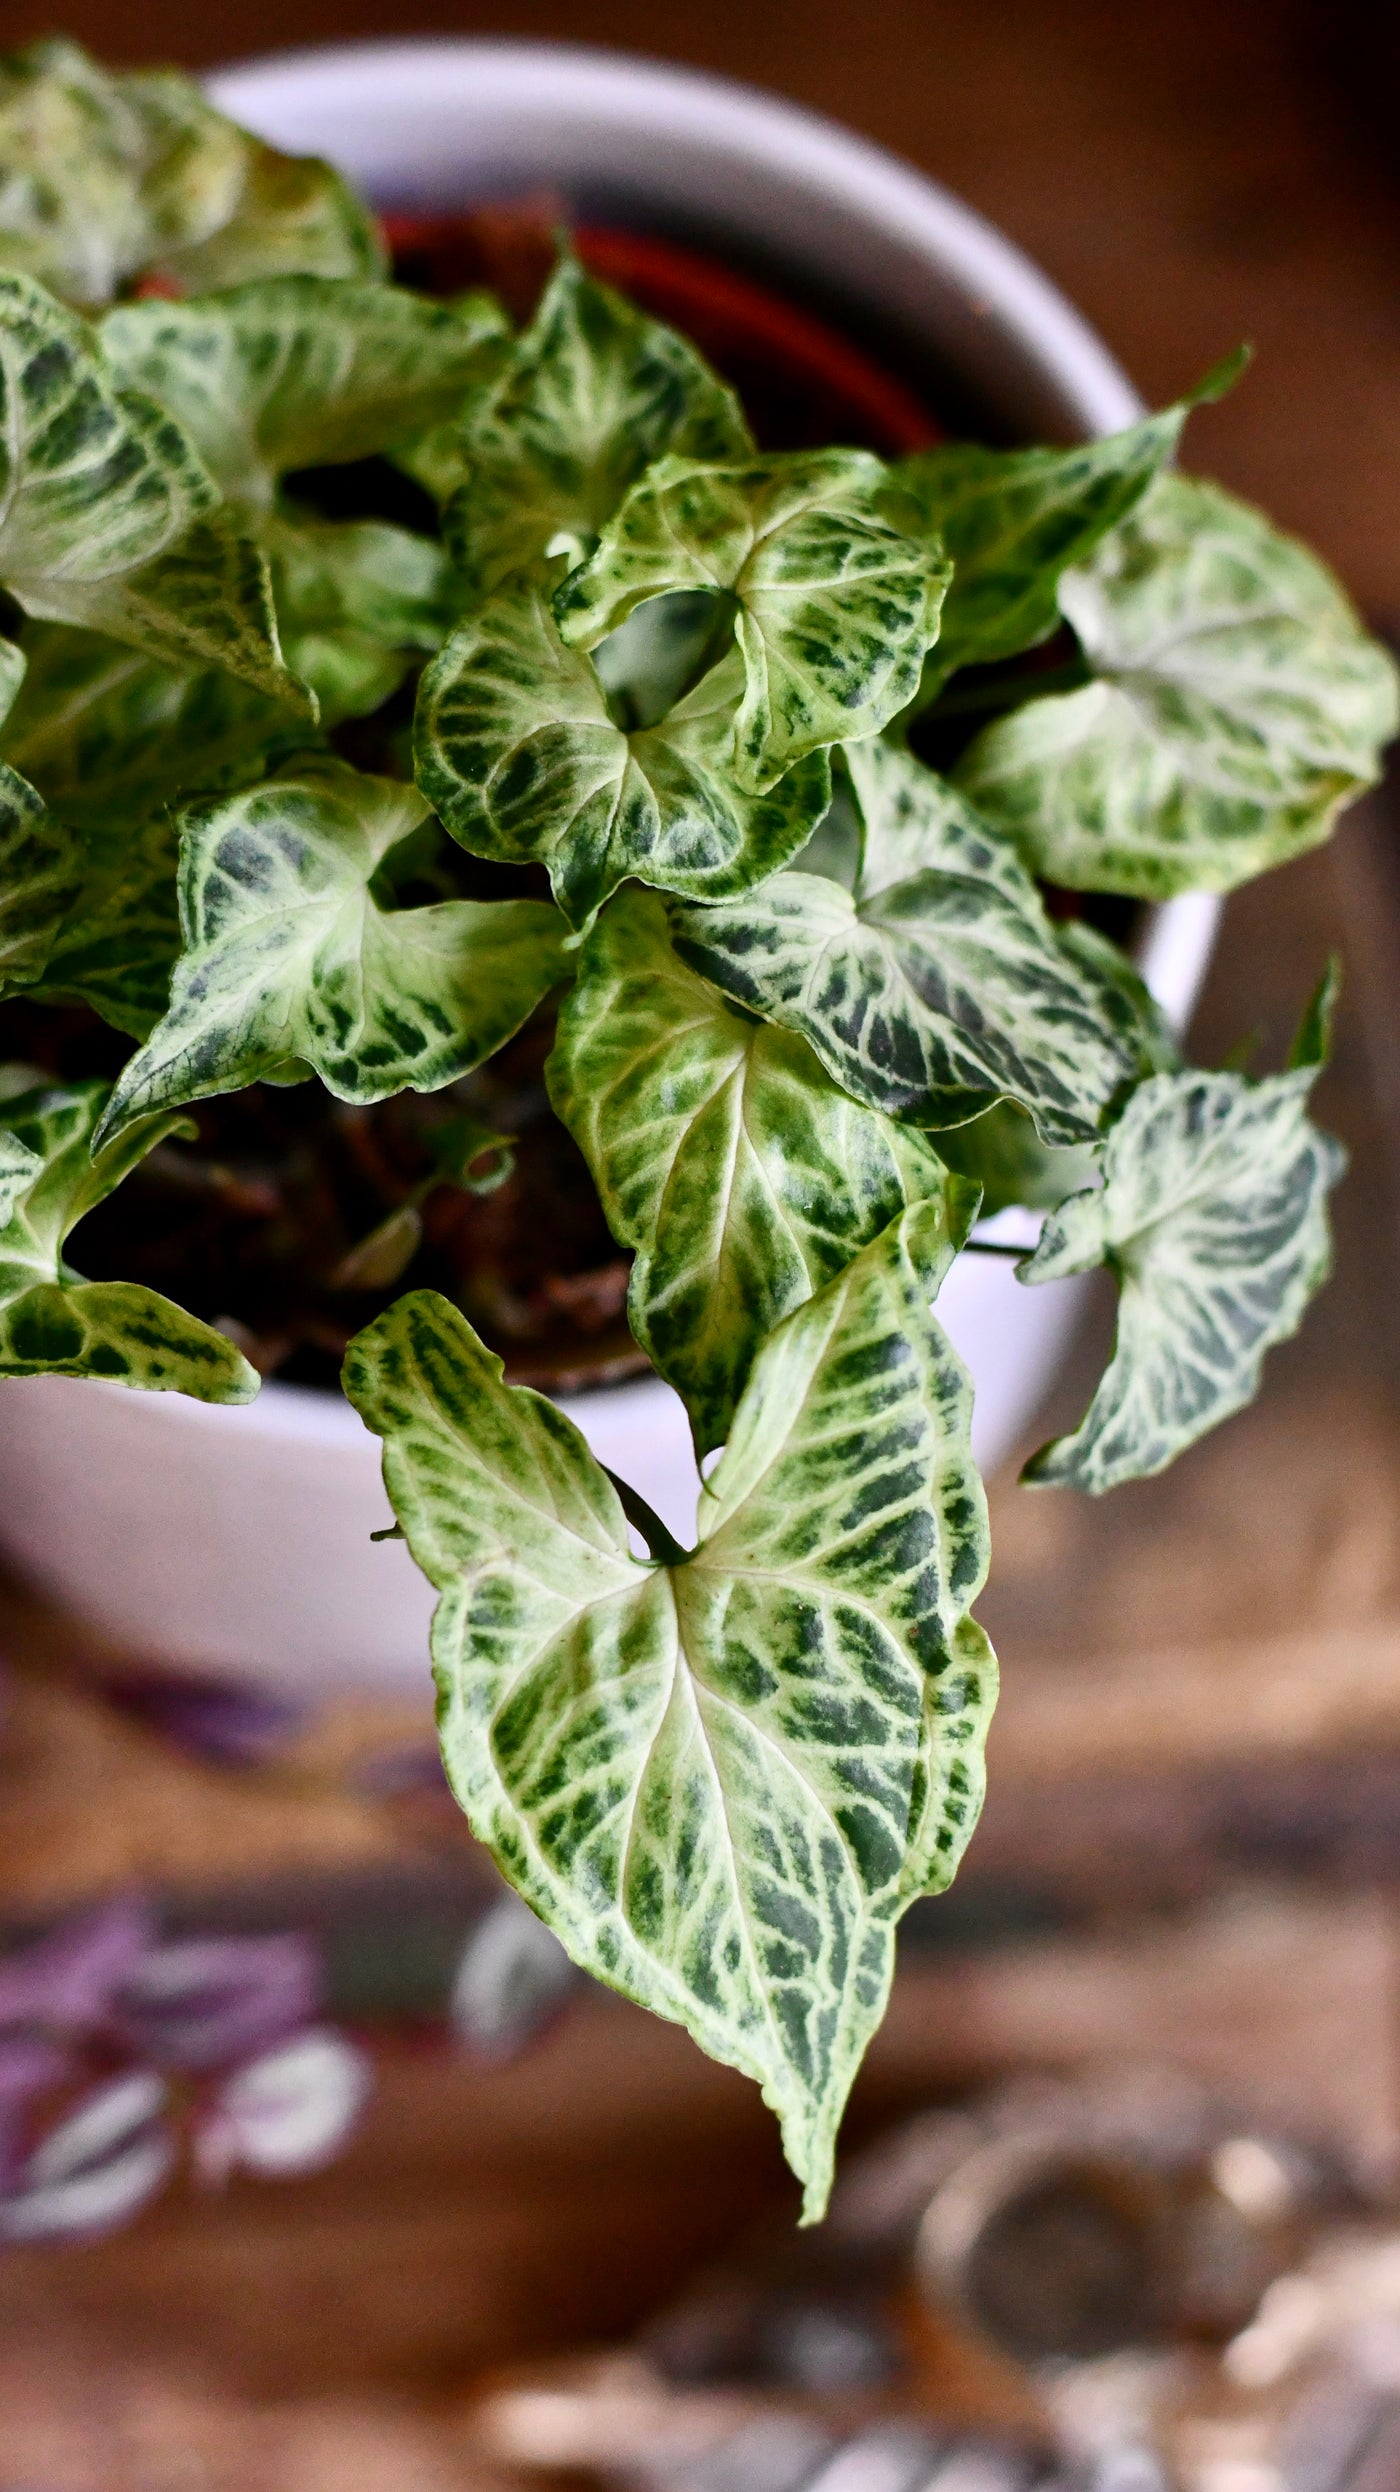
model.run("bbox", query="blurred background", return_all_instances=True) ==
[5,2,1400,2484]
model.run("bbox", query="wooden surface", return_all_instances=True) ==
[5,0,1400,2476]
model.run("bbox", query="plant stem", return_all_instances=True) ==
[962,1237,1030,1257]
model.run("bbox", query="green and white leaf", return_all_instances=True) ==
[28,807,180,1038]
[0,635,25,728]
[270,511,456,723]
[415,578,829,931]
[0,274,306,703]
[958,474,1400,897]
[1019,1064,1343,1491]
[443,252,752,596]
[0,622,311,828]
[555,448,950,794]
[672,739,1150,1146]
[343,1204,996,2218]
[0,40,381,308]
[392,289,514,505]
[102,280,493,516]
[549,885,980,1453]
[96,758,569,1142]
[0,1074,258,1398]
[898,354,1244,696]
[0,760,80,997]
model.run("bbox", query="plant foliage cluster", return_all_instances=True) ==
[0,38,1393,2213]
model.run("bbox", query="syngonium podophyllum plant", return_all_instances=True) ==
[0,37,1395,2215]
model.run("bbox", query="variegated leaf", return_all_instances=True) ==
[269,512,456,724]
[0,623,310,829]
[0,636,25,727]
[0,1074,257,1398]
[29,808,179,1038]
[554,449,951,794]
[343,1203,996,2219]
[958,473,1400,897]
[102,280,493,516]
[392,289,514,505]
[671,739,1150,1146]
[96,758,569,1143]
[443,253,752,596]
[415,579,829,931]
[0,275,305,704]
[1019,1064,1343,1491]
[898,353,1244,695]
[0,760,80,996]
[548,885,980,1453]
[0,40,381,309]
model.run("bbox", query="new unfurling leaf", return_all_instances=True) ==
[672,738,1151,1145]
[96,758,569,1142]
[549,884,980,1453]
[554,448,951,792]
[959,473,1399,897]
[344,1204,996,2219]
[1019,1055,1343,1492]
[0,1076,257,1397]
[415,579,829,930]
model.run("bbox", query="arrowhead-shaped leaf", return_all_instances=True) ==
[0,760,80,997]
[554,449,951,793]
[96,758,569,1142]
[0,1075,257,1398]
[343,1203,996,2218]
[1019,1062,1343,1491]
[0,274,306,704]
[415,578,830,931]
[671,739,1150,1145]
[897,354,1244,696]
[0,623,311,828]
[0,40,381,309]
[958,473,1400,897]
[102,280,496,516]
[443,253,752,596]
[548,884,981,1455]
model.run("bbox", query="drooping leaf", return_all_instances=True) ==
[0,761,80,998]
[269,511,456,725]
[102,279,494,516]
[671,739,1151,1146]
[28,808,180,1038]
[549,885,980,1453]
[554,449,951,794]
[95,758,569,1144]
[415,578,830,931]
[0,622,311,829]
[958,473,1400,897]
[0,40,382,309]
[443,252,752,596]
[0,275,306,704]
[1019,1062,1343,1492]
[343,1203,996,2218]
[0,1075,258,1398]
[898,352,1245,696]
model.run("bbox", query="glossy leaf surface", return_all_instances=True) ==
[555,449,950,793]
[672,740,1149,1145]
[344,1205,996,2217]
[1019,1065,1343,1490]
[959,474,1400,897]
[0,1076,257,1397]
[444,253,752,595]
[0,275,303,701]
[549,886,979,1453]
[97,758,569,1140]
[102,280,493,515]
[416,580,829,930]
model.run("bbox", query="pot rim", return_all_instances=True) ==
[121,37,1214,1457]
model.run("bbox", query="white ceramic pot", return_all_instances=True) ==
[0,43,1219,1696]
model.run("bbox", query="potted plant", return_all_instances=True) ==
[0,35,1391,2215]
